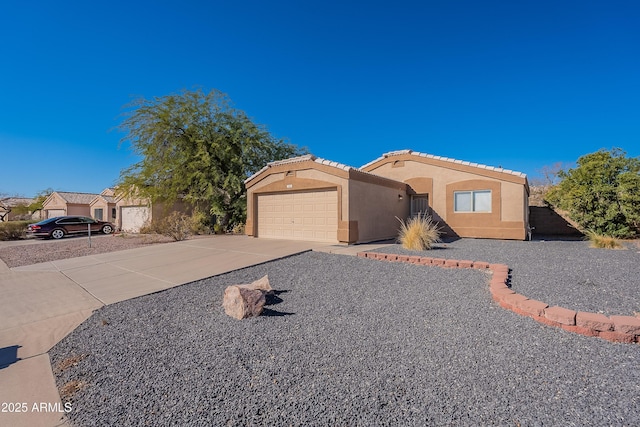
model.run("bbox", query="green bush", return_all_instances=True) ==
[546,148,640,238]
[190,209,213,235]
[0,221,32,241]
[397,214,442,251]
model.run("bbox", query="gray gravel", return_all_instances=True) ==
[51,251,639,426]
[373,238,640,316]
[0,234,174,268]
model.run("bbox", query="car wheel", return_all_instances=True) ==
[51,229,65,239]
[102,225,114,234]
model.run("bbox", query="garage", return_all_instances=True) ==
[257,190,338,242]
[47,209,65,218]
[121,206,150,233]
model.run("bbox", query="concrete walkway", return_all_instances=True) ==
[1,235,355,427]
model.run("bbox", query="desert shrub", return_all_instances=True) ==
[0,221,32,240]
[190,209,213,235]
[585,230,624,249]
[213,223,225,235]
[231,222,245,235]
[154,212,193,241]
[138,221,160,235]
[397,214,442,251]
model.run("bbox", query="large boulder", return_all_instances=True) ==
[222,275,272,320]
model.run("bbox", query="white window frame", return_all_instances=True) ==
[94,208,104,220]
[454,190,492,213]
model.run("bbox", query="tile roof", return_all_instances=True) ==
[56,191,100,204]
[360,150,527,178]
[245,154,355,183]
[0,197,35,207]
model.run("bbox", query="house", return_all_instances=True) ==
[114,193,153,232]
[114,190,192,233]
[0,197,43,222]
[244,150,530,243]
[42,191,99,218]
[89,188,117,223]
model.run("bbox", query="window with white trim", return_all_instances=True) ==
[94,208,104,220]
[454,190,492,212]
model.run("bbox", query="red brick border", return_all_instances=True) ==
[356,251,639,344]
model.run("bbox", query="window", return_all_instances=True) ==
[411,195,430,217]
[94,208,104,220]
[111,207,117,219]
[454,190,491,212]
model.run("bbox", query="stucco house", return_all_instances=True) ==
[114,191,192,233]
[244,150,530,243]
[89,188,117,222]
[0,197,43,222]
[42,191,100,218]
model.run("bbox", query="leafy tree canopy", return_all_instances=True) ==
[117,89,306,228]
[545,148,640,238]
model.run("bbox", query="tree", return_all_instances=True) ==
[11,188,52,217]
[545,148,640,238]
[117,89,306,228]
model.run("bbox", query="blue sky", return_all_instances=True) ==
[1,0,639,197]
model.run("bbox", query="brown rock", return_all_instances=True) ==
[222,275,272,319]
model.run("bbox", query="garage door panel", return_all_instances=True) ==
[257,190,338,243]
[48,209,65,218]
[121,206,150,233]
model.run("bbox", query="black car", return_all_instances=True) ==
[27,216,115,239]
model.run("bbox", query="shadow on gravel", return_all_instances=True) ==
[0,345,21,369]
[262,290,294,317]
[261,308,294,317]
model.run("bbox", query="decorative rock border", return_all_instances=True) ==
[357,252,640,344]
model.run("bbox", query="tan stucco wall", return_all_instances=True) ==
[42,193,67,213]
[90,199,116,221]
[43,194,92,217]
[245,160,411,244]
[348,179,409,243]
[66,204,91,216]
[365,157,528,240]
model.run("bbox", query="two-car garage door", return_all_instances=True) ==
[257,190,338,243]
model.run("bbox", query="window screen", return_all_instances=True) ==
[454,190,491,212]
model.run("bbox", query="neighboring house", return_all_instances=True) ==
[114,193,153,233]
[42,191,100,218]
[114,192,192,233]
[89,191,117,222]
[0,197,43,222]
[244,150,530,243]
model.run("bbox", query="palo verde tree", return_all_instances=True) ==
[545,148,640,238]
[117,89,306,229]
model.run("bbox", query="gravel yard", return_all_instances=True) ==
[372,238,640,317]
[51,249,640,427]
[0,234,174,268]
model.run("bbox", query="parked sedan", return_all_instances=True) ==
[27,216,115,239]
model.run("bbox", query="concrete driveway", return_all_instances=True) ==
[0,235,332,427]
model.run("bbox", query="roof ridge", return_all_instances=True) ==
[361,150,527,178]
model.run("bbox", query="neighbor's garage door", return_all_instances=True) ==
[47,209,65,218]
[121,206,150,233]
[257,190,338,243]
